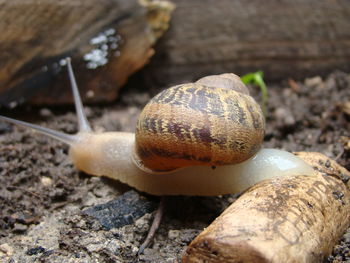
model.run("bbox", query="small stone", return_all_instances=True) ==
[135,213,151,230]
[13,223,28,233]
[168,230,180,240]
[0,243,14,256]
[131,246,139,255]
[39,108,53,117]
[26,246,46,255]
[304,76,323,87]
[275,108,295,127]
[86,90,95,98]
[86,243,104,253]
[343,229,350,243]
[0,121,12,134]
[106,240,122,254]
[41,176,53,187]
[83,190,157,230]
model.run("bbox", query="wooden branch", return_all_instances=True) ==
[183,152,350,263]
[0,0,174,106]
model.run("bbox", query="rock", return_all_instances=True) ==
[0,243,14,256]
[41,176,53,187]
[83,190,157,230]
[26,246,46,256]
[13,223,28,233]
[304,76,323,88]
[275,107,296,127]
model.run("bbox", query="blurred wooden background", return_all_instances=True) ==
[0,0,348,106]
[140,0,350,89]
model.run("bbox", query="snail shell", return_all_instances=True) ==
[133,73,265,173]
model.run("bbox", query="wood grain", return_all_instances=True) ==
[0,0,174,106]
[183,152,350,263]
[139,0,350,88]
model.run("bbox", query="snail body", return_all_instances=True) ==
[70,131,315,195]
[0,58,316,196]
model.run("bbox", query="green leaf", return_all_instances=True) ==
[241,71,268,116]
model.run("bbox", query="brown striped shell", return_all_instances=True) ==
[133,73,265,173]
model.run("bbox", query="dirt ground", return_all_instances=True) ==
[0,71,349,263]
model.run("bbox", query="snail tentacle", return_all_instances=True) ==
[0,115,78,145]
[66,57,92,133]
[0,58,91,146]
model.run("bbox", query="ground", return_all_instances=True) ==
[0,71,349,262]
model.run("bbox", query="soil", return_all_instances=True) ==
[0,71,349,263]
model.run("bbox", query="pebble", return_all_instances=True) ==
[41,176,53,187]
[0,121,12,133]
[135,213,151,232]
[39,108,53,117]
[13,223,28,233]
[304,76,323,87]
[83,190,157,230]
[168,230,180,240]
[26,246,46,255]
[0,243,14,256]
[86,243,104,253]
[274,108,296,127]
[343,229,350,243]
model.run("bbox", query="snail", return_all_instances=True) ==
[0,58,316,196]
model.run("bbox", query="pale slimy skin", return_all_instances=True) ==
[70,132,317,196]
[0,59,317,196]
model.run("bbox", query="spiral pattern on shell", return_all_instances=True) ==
[133,73,265,173]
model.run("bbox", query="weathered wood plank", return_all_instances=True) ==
[140,0,350,88]
[0,0,174,106]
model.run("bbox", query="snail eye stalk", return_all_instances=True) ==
[65,57,91,133]
[0,57,92,145]
[0,115,77,145]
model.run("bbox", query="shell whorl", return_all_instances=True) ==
[134,73,265,173]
